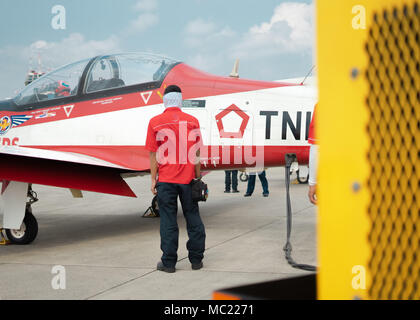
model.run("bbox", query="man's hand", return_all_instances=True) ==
[308,185,317,205]
[151,180,157,195]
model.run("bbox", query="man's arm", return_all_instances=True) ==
[307,104,318,205]
[195,149,201,179]
[150,152,158,195]
[308,144,318,205]
[193,121,202,179]
[145,119,159,195]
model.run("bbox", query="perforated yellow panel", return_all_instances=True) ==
[365,3,420,299]
[317,0,419,299]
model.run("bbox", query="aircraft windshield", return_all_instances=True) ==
[14,58,91,106]
[85,53,179,93]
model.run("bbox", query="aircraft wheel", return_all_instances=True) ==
[6,210,38,245]
[240,172,249,182]
[297,170,309,184]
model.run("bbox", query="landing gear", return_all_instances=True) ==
[296,170,309,184]
[4,185,39,245]
[239,172,249,182]
[5,208,38,245]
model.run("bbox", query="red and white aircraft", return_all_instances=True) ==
[0,53,316,244]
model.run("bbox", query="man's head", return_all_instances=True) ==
[163,85,182,109]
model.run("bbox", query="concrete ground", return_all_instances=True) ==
[0,167,316,300]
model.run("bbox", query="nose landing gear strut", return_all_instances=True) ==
[3,185,39,245]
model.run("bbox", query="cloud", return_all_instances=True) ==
[184,18,236,48]
[185,19,216,36]
[134,0,158,12]
[128,0,159,33]
[183,2,314,80]
[28,33,121,69]
[129,13,159,33]
[231,2,314,59]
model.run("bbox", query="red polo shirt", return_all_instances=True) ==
[308,104,318,145]
[145,107,203,184]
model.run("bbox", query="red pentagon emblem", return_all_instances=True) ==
[215,104,250,138]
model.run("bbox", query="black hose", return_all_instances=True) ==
[283,154,316,272]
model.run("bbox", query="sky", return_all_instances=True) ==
[0,0,315,99]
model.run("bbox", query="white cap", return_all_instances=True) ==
[163,91,182,109]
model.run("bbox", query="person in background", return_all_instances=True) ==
[224,170,239,193]
[55,81,71,97]
[244,169,269,197]
[308,104,318,205]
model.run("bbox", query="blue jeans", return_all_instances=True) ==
[156,182,206,268]
[246,171,269,195]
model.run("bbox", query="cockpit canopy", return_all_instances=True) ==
[13,53,179,106]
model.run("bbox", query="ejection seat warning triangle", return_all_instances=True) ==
[63,105,74,118]
[141,91,152,104]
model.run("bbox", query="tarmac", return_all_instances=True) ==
[0,167,316,300]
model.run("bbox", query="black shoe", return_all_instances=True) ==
[157,261,175,273]
[224,190,231,193]
[244,193,252,197]
[263,193,269,197]
[191,261,203,270]
[232,189,240,193]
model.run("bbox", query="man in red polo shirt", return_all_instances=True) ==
[145,85,205,273]
[308,103,318,205]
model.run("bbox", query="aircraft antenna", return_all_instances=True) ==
[300,65,315,85]
[229,59,240,78]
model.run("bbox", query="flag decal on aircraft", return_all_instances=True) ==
[35,111,56,119]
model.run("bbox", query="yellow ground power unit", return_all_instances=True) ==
[317,0,419,299]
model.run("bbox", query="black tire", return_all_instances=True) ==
[6,210,38,245]
[240,172,249,182]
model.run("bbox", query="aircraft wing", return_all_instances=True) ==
[0,145,139,197]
